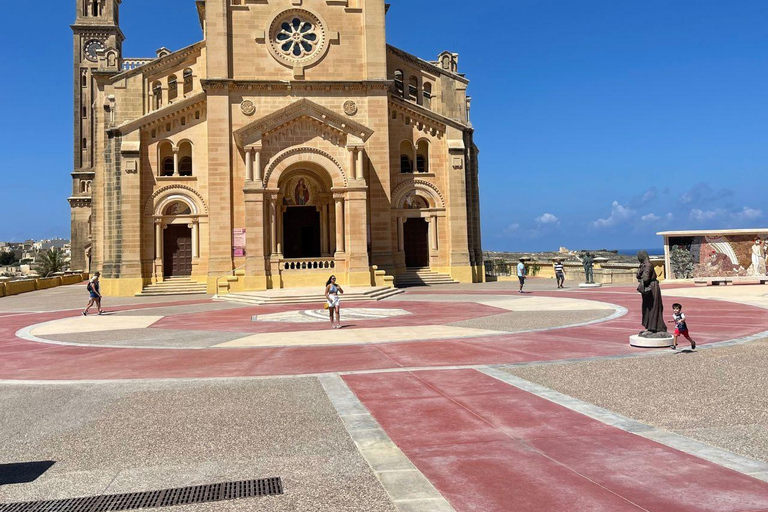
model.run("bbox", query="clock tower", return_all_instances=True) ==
[70,0,124,271]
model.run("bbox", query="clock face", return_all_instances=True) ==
[84,40,105,62]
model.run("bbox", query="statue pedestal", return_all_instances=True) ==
[578,283,602,289]
[629,334,674,348]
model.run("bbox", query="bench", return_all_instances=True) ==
[694,278,732,286]
[695,277,768,286]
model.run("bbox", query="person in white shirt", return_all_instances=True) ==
[517,259,526,294]
[553,260,565,289]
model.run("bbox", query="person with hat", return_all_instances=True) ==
[82,272,104,316]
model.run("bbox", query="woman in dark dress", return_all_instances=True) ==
[636,251,667,335]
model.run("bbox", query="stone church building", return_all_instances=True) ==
[70,0,482,296]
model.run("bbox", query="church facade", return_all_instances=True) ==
[70,0,482,296]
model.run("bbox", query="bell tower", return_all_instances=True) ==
[70,0,124,271]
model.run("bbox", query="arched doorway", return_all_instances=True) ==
[404,218,429,268]
[161,201,194,277]
[163,225,192,277]
[278,173,330,259]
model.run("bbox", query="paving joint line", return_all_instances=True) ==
[318,374,456,512]
[479,367,768,483]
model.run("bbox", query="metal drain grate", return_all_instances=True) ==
[0,477,283,512]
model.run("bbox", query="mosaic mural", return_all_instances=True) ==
[669,235,768,278]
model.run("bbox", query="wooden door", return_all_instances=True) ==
[163,224,192,277]
[404,218,429,268]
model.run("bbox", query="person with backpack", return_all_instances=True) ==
[82,272,104,316]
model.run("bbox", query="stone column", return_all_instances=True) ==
[348,147,357,181]
[276,202,284,256]
[430,215,438,251]
[245,147,253,182]
[330,201,337,255]
[155,221,163,260]
[356,147,365,181]
[191,221,199,259]
[397,217,404,252]
[172,146,180,176]
[270,195,277,255]
[254,145,263,182]
[320,203,328,256]
[243,184,268,290]
[334,195,345,254]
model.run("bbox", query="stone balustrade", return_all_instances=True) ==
[121,58,154,71]
[281,258,336,271]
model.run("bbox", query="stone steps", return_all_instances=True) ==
[395,268,458,287]
[137,278,208,297]
[215,286,404,306]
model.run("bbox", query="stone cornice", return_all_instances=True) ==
[201,79,391,93]
[109,93,207,135]
[68,197,93,208]
[389,96,472,133]
[387,45,469,85]
[234,98,374,148]
[112,41,205,82]
[71,24,125,42]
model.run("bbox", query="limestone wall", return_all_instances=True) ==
[0,273,88,298]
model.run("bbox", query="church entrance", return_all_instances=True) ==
[283,206,321,259]
[163,224,193,277]
[404,218,429,267]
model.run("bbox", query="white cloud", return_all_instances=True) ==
[641,213,660,222]
[535,213,559,225]
[641,189,657,204]
[593,201,635,228]
[689,208,726,221]
[735,206,763,220]
[665,213,674,221]
[503,223,520,235]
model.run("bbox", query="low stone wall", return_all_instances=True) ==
[495,259,665,285]
[0,273,89,298]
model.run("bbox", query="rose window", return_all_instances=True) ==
[275,17,319,58]
[267,8,329,72]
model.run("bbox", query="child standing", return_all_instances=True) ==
[670,302,696,350]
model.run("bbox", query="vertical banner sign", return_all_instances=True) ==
[233,228,247,257]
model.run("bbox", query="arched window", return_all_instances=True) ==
[416,140,430,173]
[399,140,414,174]
[183,69,193,95]
[82,138,87,150]
[423,83,433,109]
[81,73,88,87]
[152,81,162,110]
[82,106,87,118]
[394,70,404,97]
[91,0,99,17]
[80,181,87,193]
[408,76,418,102]
[168,75,178,101]
[178,141,193,176]
[158,141,174,176]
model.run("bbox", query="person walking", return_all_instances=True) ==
[325,275,344,329]
[82,272,104,316]
[517,259,526,294]
[553,259,566,289]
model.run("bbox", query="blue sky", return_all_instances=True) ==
[0,1,766,251]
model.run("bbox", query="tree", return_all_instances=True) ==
[0,251,18,265]
[39,248,65,277]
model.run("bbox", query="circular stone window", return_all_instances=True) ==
[267,8,329,69]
